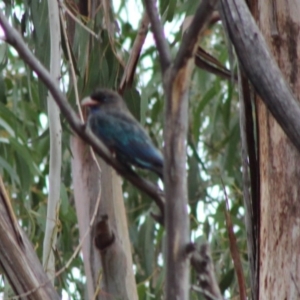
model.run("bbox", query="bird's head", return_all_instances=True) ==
[81,89,127,112]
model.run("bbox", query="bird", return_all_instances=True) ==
[81,88,163,178]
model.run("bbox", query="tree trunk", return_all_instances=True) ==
[71,137,137,300]
[254,1,300,298]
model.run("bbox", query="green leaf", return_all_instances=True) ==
[0,156,20,184]
[219,268,235,293]
[166,0,177,22]
[9,137,40,175]
[124,88,141,121]
[60,183,69,216]
[138,215,155,277]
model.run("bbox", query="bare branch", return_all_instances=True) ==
[0,11,165,221]
[223,182,247,300]
[195,47,234,81]
[219,0,300,152]
[119,12,150,93]
[59,7,84,121]
[143,0,171,73]
[181,14,234,81]
[59,1,100,40]
[174,0,218,71]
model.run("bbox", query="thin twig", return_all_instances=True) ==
[59,0,100,40]
[10,183,102,299]
[102,0,126,68]
[59,8,83,121]
[59,8,102,172]
[143,0,171,73]
[119,12,150,93]
[56,186,102,277]
[221,179,247,300]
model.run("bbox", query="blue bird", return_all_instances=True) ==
[81,89,163,178]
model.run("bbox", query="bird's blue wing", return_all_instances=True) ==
[88,110,163,172]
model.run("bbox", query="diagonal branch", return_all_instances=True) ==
[219,0,300,152]
[174,0,218,71]
[119,12,150,93]
[0,11,164,220]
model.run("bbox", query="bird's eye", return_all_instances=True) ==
[97,92,110,103]
[90,90,115,104]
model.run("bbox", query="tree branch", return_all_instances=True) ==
[143,0,171,73]
[119,12,150,93]
[174,0,218,71]
[0,11,165,221]
[219,0,300,152]
[144,0,218,299]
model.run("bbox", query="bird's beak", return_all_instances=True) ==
[81,97,98,107]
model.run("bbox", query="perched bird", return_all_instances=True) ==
[81,89,163,178]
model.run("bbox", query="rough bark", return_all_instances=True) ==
[255,1,300,299]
